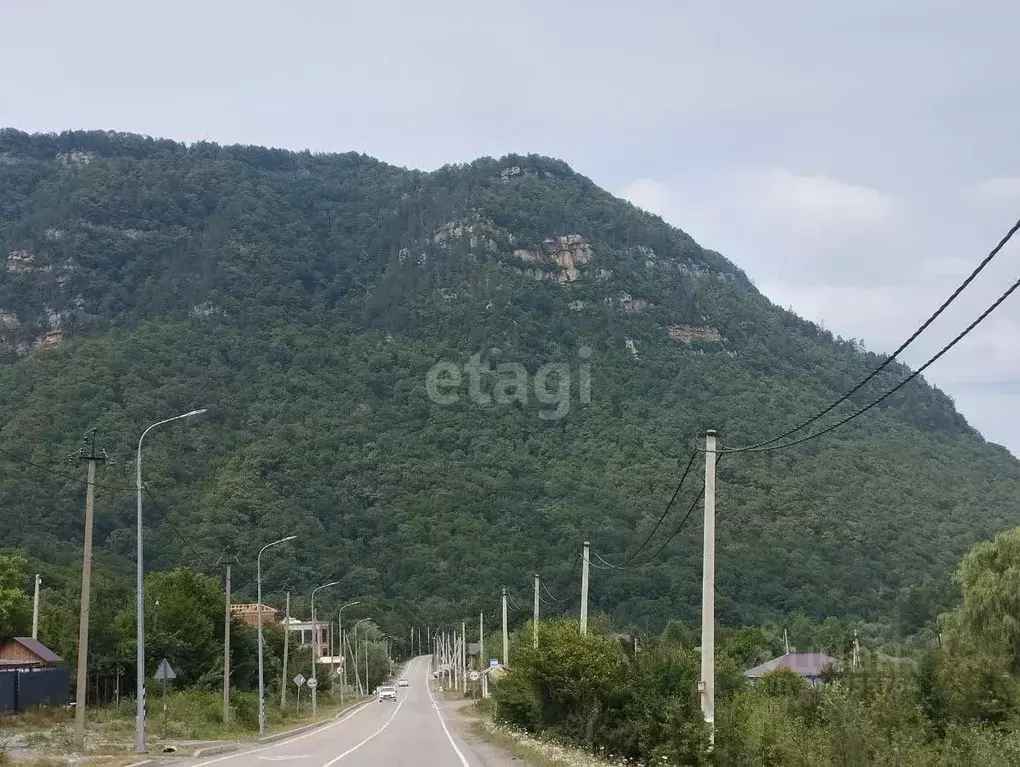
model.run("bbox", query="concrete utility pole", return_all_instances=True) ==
[311,581,339,715]
[281,588,291,709]
[345,632,361,695]
[853,629,861,670]
[222,558,232,726]
[354,628,361,694]
[501,586,509,665]
[443,631,448,683]
[75,431,106,748]
[352,618,370,694]
[480,612,488,698]
[337,601,360,704]
[257,535,296,737]
[580,541,590,635]
[220,549,237,724]
[699,429,717,746]
[533,574,540,649]
[462,620,467,693]
[32,574,41,639]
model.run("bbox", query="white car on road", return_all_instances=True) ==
[377,685,397,702]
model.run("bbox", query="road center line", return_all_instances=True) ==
[426,658,471,767]
[319,696,405,765]
[193,701,372,766]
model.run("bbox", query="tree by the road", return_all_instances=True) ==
[0,554,31,640]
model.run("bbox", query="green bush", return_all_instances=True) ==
[231,691,259,730]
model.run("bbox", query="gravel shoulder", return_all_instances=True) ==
[441,699,532,766]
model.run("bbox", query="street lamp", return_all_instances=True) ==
[134,408,206,754]
[257,535,297,737]
[310,581,339,715]
[337,601,361,705]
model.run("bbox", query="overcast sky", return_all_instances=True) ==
[3,0,1019,454]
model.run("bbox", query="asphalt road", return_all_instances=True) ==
[175,656,484,767]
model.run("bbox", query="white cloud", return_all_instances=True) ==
[963,177,1020,209]
[620,178,720,248]
[4,0,1020,453]
[757,281,928,352]
[622,170,1020,454]
[623,169,910,287]
[744,169,899,236]
[920,256,975,277]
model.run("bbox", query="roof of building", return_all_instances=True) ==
[745,652,837,679]
[231,603,278,612]
[5,637,63,664]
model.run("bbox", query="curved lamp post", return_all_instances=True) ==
[310,580,339,714]
[257,535,297,736]
[134,409,206,753]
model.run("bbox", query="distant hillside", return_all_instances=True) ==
[0,127,1016,634]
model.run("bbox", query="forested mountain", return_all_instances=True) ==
[0,128,1016,637]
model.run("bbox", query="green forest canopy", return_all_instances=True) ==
[0,128,1017,640]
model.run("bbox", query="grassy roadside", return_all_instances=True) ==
[0,691,370,765]
[460,700,622,767]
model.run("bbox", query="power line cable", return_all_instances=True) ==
[143,487,216,571]
[623,451,698,563]
[0,444,135,492]
[722,271,1020,453]
[591,454,725,570]
[727,214,1020,452]
[541,581,565,603]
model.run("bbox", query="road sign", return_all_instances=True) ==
[293,674,306,687]
[306,678,317,689]
[489,658,499,668]
[469,671,479,681]
[155,658,176,681]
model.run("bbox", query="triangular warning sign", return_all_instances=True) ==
[155,658,176,680]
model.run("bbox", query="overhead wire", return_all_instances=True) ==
[622,451,698,563]
[143,487,216,571]
[722,271,1020,453]
[541,581,565,603]
[726,213,1020,452]
[590,453,725,570]
[0,444,136,492]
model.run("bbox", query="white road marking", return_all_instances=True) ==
[257,756,312,761]
[192,701,372,766]
[319,697,405,765]
[426,658,471,767]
